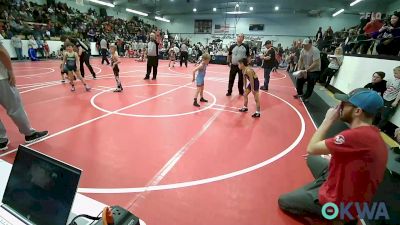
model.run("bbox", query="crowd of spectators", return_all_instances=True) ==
[0,0,169,58]
[315,11,400,57]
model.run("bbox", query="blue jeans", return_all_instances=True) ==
[15,47,23,60]
[263,68,272,89]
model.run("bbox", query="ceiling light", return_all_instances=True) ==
[213,7,217,12]
[89,0,114,7]
[332,8,344,17]
[350,0,363,6]
[193,8,197,12]
[249,6,253,11]
[126,8,148,16]
[155,16,170,23]
[226,11,248,14]
[274,6,279,11]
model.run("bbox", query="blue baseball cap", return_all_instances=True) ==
[334,88,384,115]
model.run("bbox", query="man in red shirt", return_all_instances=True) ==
[278,88,387,224]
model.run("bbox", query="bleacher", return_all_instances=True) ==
[0,0,164,43]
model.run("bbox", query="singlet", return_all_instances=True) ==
[111,52,118,66]
[65,52,76,67]
[197,63,207,77]
[243,67,257,80]
[169,48,176,57]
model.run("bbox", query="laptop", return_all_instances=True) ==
[0,145,82,225]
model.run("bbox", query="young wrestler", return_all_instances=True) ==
[192,53,211,107]
[238,58,261,117]
[110,45,123,92]
[63,43,91,92]
[168,43,177,68]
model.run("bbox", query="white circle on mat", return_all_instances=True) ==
[90,84,217,118]
[79,91,306,193]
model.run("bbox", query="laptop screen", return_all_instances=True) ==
[2,146,81,225]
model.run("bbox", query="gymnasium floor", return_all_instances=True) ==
[0,58,319,225]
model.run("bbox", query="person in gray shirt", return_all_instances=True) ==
[180,41,189,67]
[293,38,321,103]
[11,36,23,60]
[227,33,250,96]
[0,42,48,151]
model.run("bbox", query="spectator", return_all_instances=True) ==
[293,38,321,103]
[324,26,334,40]
[316,27,323,50]
[376,66,400,130]
[28,35,37,51]
[100,37,109,65]
[260,40,275,91]
[375,12,400,56]
[11,35,23,60]
[364,71,387,97]
[36,36,44,58]
[279,88,387,225]
[43,40,49,58]
[321,47,343,87]
[362,17,384,54]
[286,49,297,73]
[316,27,323,41]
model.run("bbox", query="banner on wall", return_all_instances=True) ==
[194,20,212,34]
[360,12,384,20]
[249,24,264,31]
[214,24,230,33]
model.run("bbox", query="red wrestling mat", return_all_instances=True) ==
[0,58,319,225]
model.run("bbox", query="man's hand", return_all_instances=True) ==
[379,26,387,32]
[324,105,340,123]
[391,101,398,108]
[8,70,16,87]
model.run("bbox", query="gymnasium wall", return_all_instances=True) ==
[331,56,400,126]
[163,13,360,47]
[387,0,400,12]
[1,39,100,57]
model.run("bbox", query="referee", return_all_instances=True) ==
[77,39,96,79]
[227,33,250,96]
[144,33,159,80]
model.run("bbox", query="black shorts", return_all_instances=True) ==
[113,65,120,76]
[246,78,260,91]
[66,65,77,72]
